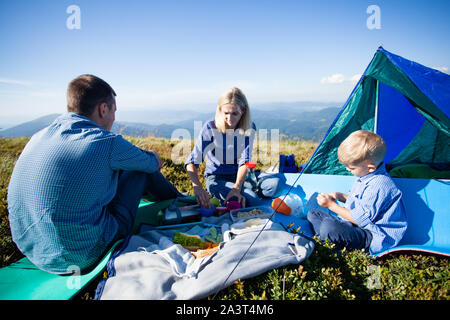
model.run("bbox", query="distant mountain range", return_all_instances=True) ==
[0,114,62,138]
[0,103,342,141]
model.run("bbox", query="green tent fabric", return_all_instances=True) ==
[304,47,450,178]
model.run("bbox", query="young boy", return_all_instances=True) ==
[307,130,408,255]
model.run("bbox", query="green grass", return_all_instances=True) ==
[0,137,29,267]
[0,136,448,300]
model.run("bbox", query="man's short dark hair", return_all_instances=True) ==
[67,74,116,116]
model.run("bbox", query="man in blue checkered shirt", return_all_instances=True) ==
[7,75,182,274]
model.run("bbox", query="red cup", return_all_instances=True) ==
[226,200,241,211]
[245,161,257,169]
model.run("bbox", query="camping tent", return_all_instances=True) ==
[304,47,450,179]
[289,47,450,257]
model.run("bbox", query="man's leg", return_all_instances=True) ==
[108,171,181,239]
[107,171,148,239]
[144,171,183,201]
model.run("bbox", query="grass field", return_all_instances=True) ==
[0,136,448,300]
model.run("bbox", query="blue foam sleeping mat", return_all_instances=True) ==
[281,173,450,258]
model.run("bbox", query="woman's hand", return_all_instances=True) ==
[193,186,211,208]
[225,188,246,208]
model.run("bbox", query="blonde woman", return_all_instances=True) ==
[185,87,283,208]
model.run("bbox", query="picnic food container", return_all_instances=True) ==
[229,205,274,222]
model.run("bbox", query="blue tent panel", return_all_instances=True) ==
[377,82,426,163]
[380,48,450,119]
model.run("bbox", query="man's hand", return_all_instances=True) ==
[225,188,246,208]
[317,193,336,209]
[150,151,163,171]
[193,186,211,208]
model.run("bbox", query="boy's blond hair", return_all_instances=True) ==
[338,130,387,166]
[215,87,252,133]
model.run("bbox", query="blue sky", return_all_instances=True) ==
[0,0,449,125]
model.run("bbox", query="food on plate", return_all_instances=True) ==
[244,218,263,227]
[204,227,222,243]
[192,246,219,259]
[173,231,205,248]
[231,218,264,231]
[173,231,220,251]
[236,208,267,218]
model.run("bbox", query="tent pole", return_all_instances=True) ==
[374,80,379,133]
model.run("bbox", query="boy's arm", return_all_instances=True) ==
[317,193,356,224]
[330,192,348,203]
[327,202,356,225]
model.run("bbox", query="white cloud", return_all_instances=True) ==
[0,78,33,86]
[320,74,345,84]
[321,74,361,85]
[350,74,362,82]
[433,66,449,74]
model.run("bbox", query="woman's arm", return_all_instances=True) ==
[227,125,256,208]
[186,163,211,208]
[224,164,248,207]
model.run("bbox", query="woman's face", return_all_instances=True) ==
[221,103,243,129]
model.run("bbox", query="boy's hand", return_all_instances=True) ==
[318,193,355,224]
[317,193,336,208]
[330,192,347,203]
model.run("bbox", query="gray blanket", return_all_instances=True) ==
[96,217,315,300]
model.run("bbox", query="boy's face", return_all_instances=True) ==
[344,161,376,177]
